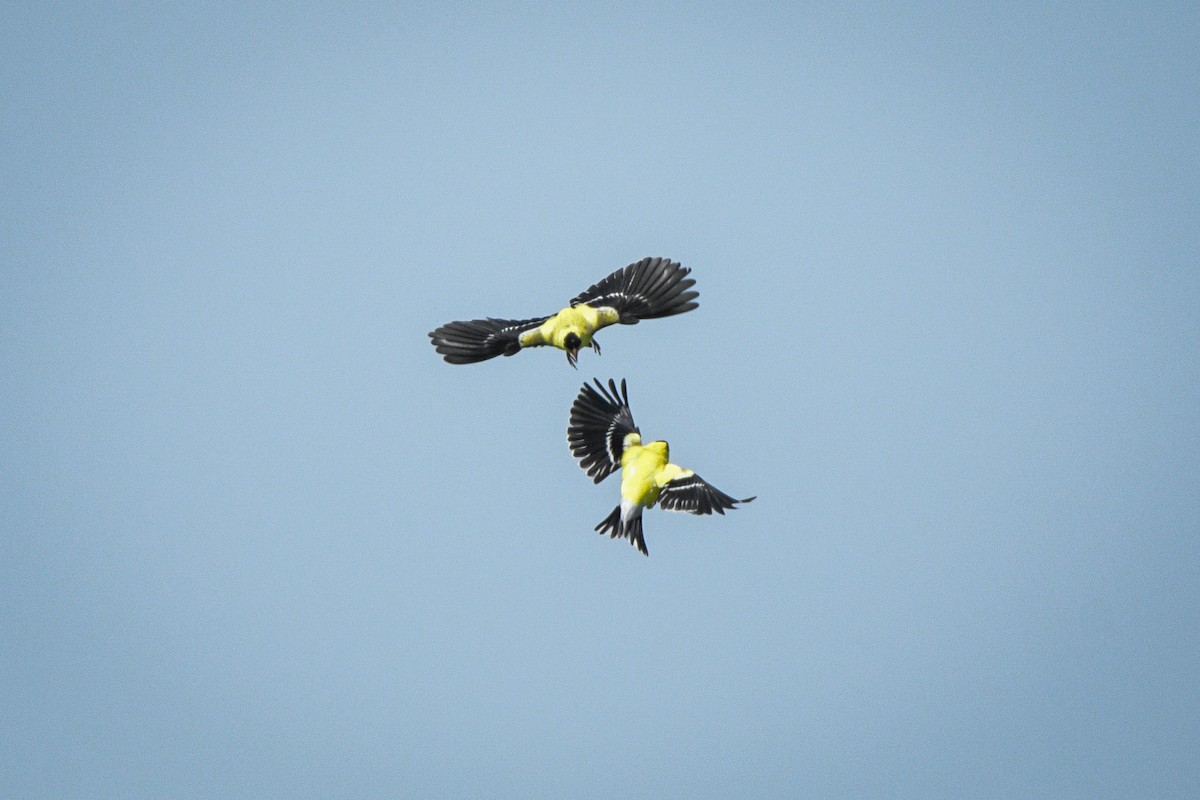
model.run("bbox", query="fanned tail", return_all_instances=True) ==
[594,505,648,556]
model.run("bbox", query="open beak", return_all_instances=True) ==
[566,347,580,369]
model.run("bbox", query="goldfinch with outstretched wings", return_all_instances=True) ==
[567,378,754,556]
[428,257,698,368]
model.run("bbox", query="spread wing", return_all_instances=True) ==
[428,315,549,364]
[657,472,755,515]
[567,378,639,484]
[570,257,698,324]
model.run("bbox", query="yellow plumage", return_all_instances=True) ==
[518,304,619,351]
[619,439,696,509]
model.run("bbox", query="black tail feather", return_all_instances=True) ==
[594,505,648,556]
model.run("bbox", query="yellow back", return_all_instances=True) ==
[620,440,669,506]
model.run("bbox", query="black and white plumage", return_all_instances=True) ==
[567,377,638,484]
[424,316,550,365]
[567,378,755,556]
[428,257,698,367]
[570,257,700,324]
[657,474,747,515]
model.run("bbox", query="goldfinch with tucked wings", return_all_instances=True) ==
[567,378,754,556]
[428,257,698,368]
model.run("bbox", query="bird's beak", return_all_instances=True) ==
[566,347,580,369]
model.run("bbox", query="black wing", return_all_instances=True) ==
[570,257,698,324]
[657,473,755,515]
[567,378,639,484]
[428,316,548,364]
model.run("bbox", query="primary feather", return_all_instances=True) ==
[428,316,549,364]
[571,257,699,323]
[567,378,638,483]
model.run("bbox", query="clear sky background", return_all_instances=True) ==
[3,2,1198,797]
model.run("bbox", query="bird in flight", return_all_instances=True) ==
[567,378,754,556]
[428,257,698,368]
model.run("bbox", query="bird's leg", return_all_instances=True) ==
[591,338,602,356]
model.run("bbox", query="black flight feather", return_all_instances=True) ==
[567,378,639,484]
[427,316,548,364]
[657,474,755,516]
[571,257,699,324]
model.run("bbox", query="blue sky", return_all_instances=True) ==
[3,2,1198,797]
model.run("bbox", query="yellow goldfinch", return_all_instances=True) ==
[567,378,754,556]
[428,257,698,368]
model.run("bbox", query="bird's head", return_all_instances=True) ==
[564,331,582,368]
